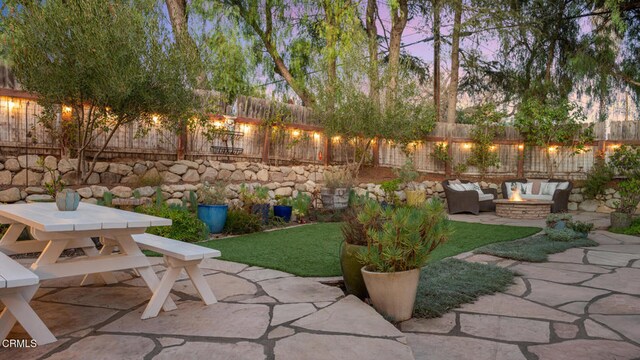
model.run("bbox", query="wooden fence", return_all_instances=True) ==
[0,88,638,179]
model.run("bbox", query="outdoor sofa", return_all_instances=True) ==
[501,178,573,213]
[442,179,497,215]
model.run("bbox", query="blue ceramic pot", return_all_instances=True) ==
[56,190,80,211]
[198,204,228,234]
[273,205,292,223]
[251,203,271,225]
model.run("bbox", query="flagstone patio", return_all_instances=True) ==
[401,229,640,360]
[1,211,639,359]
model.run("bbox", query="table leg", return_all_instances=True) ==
[80,238,118,286]
[0,285,56,345]
[141,266,181,319]
[0,224,26,247]
[30,240,69,273]
[112,235,177,315]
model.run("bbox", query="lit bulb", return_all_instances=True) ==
[548,146,557,152]
[332,136,341,142]
[8,101,16,110]
[292,130,300,137]
[463,143,471,149]
[313,133,320,140]
[152,115,159,124]
[489,145,496,151]
[518,144,524,150]
[62,106,72,113]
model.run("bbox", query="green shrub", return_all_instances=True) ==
[544,227,580,241]
[610,217,640,235]
[224,209,262,235]
[583,161,613,199]
[136,205,208,243]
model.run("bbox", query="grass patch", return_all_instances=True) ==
[195,221,540,277]
[474,234,598,262]
[413,259,515,318]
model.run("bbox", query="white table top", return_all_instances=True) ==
[0,202,172,232]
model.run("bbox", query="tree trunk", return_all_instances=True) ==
[433,0,442,121]
[446,0,462,124]
[387,0,408,104]
[366,0,379,103]
[165,0,207,88]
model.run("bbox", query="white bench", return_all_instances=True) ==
[0,252,56,344]
[132,233,221,319]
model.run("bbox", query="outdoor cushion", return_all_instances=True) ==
[449,179,462,185]
[527,179,547,195]
[521,194,553,201]
[555,181,570,190]
[449,183,466,191]
[461,182,484,195]
[479,193,495,201]
[540,182,559,195]
[506,182,532,197]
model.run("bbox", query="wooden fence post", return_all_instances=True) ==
[372,137,379,167]
[262,126,271,163]
[176,121,187,160]
[444,138,452,177]
[517,143,525,178]
[323,138,331,166]
[595,140,606,164]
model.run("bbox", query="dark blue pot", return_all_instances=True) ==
[251,204,271,225]
[273,205,292,222]
[198,204,228,234]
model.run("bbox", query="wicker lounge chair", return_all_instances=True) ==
[442,179,497,215]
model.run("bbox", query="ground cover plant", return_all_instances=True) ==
[474,234,597,262]
[197,221,540,277]
[413,259,515,318]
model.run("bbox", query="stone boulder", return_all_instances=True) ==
[161,171,182,183]
[0,170,12,185]
[90,185,110,198]
[109,163,133,176]
[135,186,156,197]
[4,158,21,172]
[0,188,21,203]
[100,172,121,184]
[12,169,43,186]
[111,186,133,198]
[169,164,188,175]
[43,155,58,170]
[200,168,218,182]
[579,199,599,212]
[58,159,75,173]
[182,169,200,182]
[256,169,269,182]
[132,163,148,175]
[17,155,43,170]
[76,187,93,198]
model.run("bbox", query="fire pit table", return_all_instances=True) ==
[493,199,554,219]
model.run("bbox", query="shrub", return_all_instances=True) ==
[224,209,262,235]
[544,227,581,242]
[583,161,613,199]
[136,205,208,243]
[198,181,227,205]
[324,169,353,189]
[567,220,595,234]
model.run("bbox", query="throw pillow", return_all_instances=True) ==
[472,182,484,195]
[540,182,559,195]
[527,179,547,195]
[449,183,466,191]
[555,181,570,190]
[519,182,533,195]
[450,179,462,185]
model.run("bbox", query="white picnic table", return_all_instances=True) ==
[0,202,178,322]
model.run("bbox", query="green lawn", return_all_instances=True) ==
[198,221,541,277]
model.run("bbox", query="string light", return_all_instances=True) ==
[332,136,341,142]
[518,144,524,150]
[462,143,472,149]
[292,130,300,137]
[609,144,620,150]
[8,101,16,110]
[152,115,159,124]
[62,106,72,113]
[548,146,557,152]
[489,145,497,151]
[313,132,320,140]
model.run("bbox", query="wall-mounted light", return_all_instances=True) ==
[292,130,300,137]
[313,132,320,140]
[462,143,472,149]
[548,146,557,153]
[518,144,524,150]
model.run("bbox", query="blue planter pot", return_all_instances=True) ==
[273,205,292,223]
[198,204,228,234]
[56,190,80,211]
[251,204,271,225]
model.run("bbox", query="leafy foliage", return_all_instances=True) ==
[583,160,614,199]
[136,204,209,243]
[223,209,262,235]
[197,181,228,205]
[615,178,640,214]
[475,235,597,262]
[356,199,452,272]
[465,103,505,179]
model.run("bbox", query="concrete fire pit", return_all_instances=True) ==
[493,199,554,219]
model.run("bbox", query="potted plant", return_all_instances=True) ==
[339,194,370,300]
[197,181,228,234]
[396,159,424,206]
[240,184,271,225]
[321,169,352,210]
[56,188,80,211]
[545,213,574,230]
[356,198,451,322]
[611,179,640,229]
[292,192,312,223]
[274,196,293,223]
[567,221,595,238]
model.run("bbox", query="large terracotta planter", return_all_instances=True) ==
[405,190,425,206]
[361,267,420,322]
[339,242,368,300]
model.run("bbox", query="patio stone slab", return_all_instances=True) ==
[588,294,640,314]
[406,334,526,360]
[590,315,640,343]
[158,337,185,347]
[238,295,277,304]
[238,268,293,282]
[100,301,269,339]
[511,264,595,284]
[586,251,640,267]
[505,277,527,296]
[314,301,332,308]
[558,301,588,315]
[0,337,69,360]
[547,248,585,264]
[275,333,414,360]
[38,286,150,310]
[46,335,155,360]
[400,313,456,334]
[582,268,640,295]
[527,261,611,274]
[68,328,93,337]
[268,326,295,339]
[584,319,621,340]
[591,245,640,255]
[464,254,503,263]
[199,258,248,273]
[553,323,578,339]
[457,293,578,322]
[260,277,343,303]
[154,341,265,360]
[272,303,317,326]
[459,313,550,343]
[528,339,640,360]
[525,279,609,306]
[10,301,118,337]
[171,273,257,300]
[291,296,403,337]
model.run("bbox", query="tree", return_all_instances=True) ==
[445,0,462,124]
[514,98,594,177]
[432,0,442,121]
[465,103,505,179]
[5,0,202,183]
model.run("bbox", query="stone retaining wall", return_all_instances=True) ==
[0,155,622,213]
